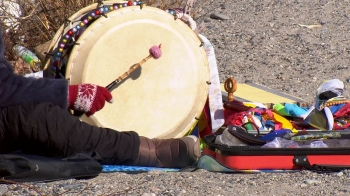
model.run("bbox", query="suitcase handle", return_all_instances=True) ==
[294,155,350,172]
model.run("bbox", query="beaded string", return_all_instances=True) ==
[48,2,191,79]
[165,8,197,30]
[49,1,143,78]
[319,100,350,110]
[165,8,184,16]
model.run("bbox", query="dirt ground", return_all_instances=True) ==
[195,0,350,104]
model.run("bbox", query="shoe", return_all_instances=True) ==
[132,135,200,168]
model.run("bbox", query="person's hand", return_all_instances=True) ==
[68,84,113,116]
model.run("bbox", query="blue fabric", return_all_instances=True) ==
[284,103,308,117]
[330,104,345,114]
[102,165,179,172]
[253,114,265,130]
[190,124,199,137]
[265,120,275,130]
[261,129,291,141]
[102,155,298,173]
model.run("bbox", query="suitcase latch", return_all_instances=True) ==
[293,155,312,169]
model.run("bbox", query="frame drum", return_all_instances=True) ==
[44,1,209,138]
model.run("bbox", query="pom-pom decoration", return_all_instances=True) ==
[149,44,162,59]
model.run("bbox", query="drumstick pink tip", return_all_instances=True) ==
[149,44,162,59]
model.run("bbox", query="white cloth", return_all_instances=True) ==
[316,79,344,97]
[198,34,224,132]
[315,79,344,109]
[25,71,43,78]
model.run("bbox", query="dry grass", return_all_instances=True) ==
[1,0,200,74]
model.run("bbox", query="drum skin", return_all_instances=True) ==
[45,3,209,139]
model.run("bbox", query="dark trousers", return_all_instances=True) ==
[0,102,140,165]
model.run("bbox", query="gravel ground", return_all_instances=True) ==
[4,0,350,195]
[198,0,350,104]
[1,170,350,195]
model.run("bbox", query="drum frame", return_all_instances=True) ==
[44,1,210,139]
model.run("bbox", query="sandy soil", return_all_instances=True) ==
[196,0,350,104]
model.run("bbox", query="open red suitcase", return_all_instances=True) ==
[202,133,350,172]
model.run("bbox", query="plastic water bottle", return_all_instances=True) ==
[13,44,42,72]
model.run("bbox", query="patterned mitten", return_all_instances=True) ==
[68,84,113,116]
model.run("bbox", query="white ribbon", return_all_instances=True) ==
[198,34,225,132]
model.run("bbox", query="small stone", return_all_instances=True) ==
[210,13,230,20]
[142,193,156,196]
[300,183,308,188]
[305,179,321,184]
[145,176,153,181]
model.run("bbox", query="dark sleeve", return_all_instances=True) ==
[0,27,69,109]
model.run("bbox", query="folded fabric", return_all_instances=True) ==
[273,103,308,117]
[273,103,289,116]
[333,103,350,118]
[330,103,346,114]
[324,106,334,130]
[284,103,308,117]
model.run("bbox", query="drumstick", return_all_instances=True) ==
[73,44,162,117]
[105,44,162,91]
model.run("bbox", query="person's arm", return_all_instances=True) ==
[0,64,69,108]
[0,28,68,109]
[1,27,112,114]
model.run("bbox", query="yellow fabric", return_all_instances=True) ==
[263,112,297,133]
[197,111,208,133]
[220,83,297,103]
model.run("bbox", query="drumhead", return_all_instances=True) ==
[48,4,209,138]
[43,1,129,76]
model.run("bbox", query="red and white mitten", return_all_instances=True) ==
[68,84,113,116]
